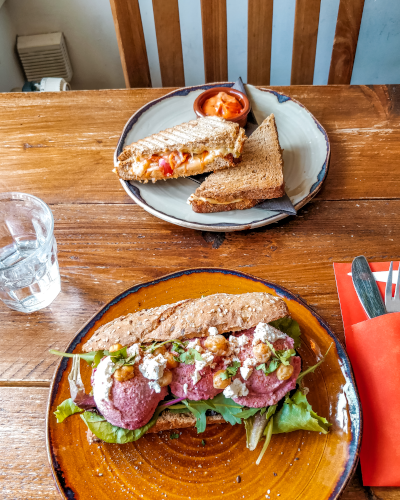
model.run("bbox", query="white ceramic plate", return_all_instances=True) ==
[115,83,330,232]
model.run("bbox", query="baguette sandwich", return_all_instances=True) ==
[188,114,284,213]
[115,116,246,183]
[53,292,331,463]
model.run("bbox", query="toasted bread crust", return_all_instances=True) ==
[147,411,225,433]
[82,292,288,352]
[191,198,259,213]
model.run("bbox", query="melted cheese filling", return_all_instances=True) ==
[123,148,237,179]
[187,194,244,205]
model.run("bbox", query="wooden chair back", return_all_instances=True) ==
[109,0,365,88]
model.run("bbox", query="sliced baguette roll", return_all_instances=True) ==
[189,114,284,213]
[82,292,288,352]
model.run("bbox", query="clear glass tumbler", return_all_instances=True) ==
[0,192,61,313]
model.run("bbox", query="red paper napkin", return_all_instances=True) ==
[334,262,400,486]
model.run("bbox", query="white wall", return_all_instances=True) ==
[0,1,24,92]
[1,0,400,91]
[6,0,125,91]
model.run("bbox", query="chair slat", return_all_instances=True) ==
[247,0,273,85]
[152,0,185,87]
[291,0,321,85]
[109,0,151,88]
[328,0,365,84]
[201,0,228,83]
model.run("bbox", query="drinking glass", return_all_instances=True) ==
[0,192,61,312]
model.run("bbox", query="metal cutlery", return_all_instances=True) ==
[385,261,400,312]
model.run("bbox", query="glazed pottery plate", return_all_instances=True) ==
[115,83,330,232]
[47,268,361,500]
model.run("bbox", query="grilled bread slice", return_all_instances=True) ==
[188,114,284,213]
[115,116,246,183]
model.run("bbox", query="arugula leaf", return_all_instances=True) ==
[181,400,215,433]
[49,349,104,367]
[269,317,302,349]
[142,340,172,354]
[272,389,331,434]
[179,349,204,365]
[54,398,84,423]
[296,344,333,385]
[171,340,187,356]
[256,358,280,375]
[276,349,296,365]
[265,405,277,420]
[201,440,206,446]
[220,361,241,380]
[170,432,179,439]
[246,411,268,451]
[208,393,243,425]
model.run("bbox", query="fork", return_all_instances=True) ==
[385,261,400,312]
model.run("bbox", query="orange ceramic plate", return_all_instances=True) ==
[46,268,361,500]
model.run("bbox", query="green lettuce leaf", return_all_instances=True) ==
[54,398,84,423]
[234,407,260,419]
[269,317,302,349]
[220,361,241,380]
[272,389,331,434]
[80,404,164,443]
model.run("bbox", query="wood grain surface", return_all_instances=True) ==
[152,0,185,87]
[247,0,273,85]
[329,0,365,84]
[1,85,400,499]
[200,0,228,83]
[291,0,322,85]
[109,0,151,88]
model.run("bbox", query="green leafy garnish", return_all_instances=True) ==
[272,389,331,434]
[179,348,204,365]
[80,402,168,444]
[181,400,215,433]
[256,415,274,465]
[54,398,84,423]
[234,407,260,419]
[256,358,280,375]
[142,340,172,354]
[207,393,243,425]
[220,361,241,380]
[296,344,333,385]
[170,340,187,356]
[49,349,104,368]
[201,439,206,446]
[170,432,179,439]
[269,317,302,348]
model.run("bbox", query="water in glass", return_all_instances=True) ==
[0,193,61,313]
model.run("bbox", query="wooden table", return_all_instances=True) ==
[1,85,399,499]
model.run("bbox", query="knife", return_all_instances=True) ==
[351,256,387,318]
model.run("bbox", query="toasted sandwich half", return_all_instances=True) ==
[188,114,284,213]
[115,116,246,183]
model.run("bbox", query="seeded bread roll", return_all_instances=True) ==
[82,292,288,352]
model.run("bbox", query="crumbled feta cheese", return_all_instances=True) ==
[237,334,250,347]
[139,354,167,380]
[127,343,141,359]
[208,327,219,336]
[253,323,287,345]
[232,356,241,363]
[148,380,162,393]
[195,359,207,372]
[187,338,204,353]
[192,370,201,385]
[223,379,249,398]
[240,357,257,380]
[93,356,115,403]
[183,383,188,395]
[202,351,214,365]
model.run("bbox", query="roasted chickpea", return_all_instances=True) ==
[165,351,179,369]
[159,369,173,387]
[253,343,272,363]
[114,365,135,382]
[204,335,228,355]
[109,343,123,353]
[153,344,167,356]
[276,363,294,381]
[213,370,231,389]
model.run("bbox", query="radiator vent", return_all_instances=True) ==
[17,32,73,82]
